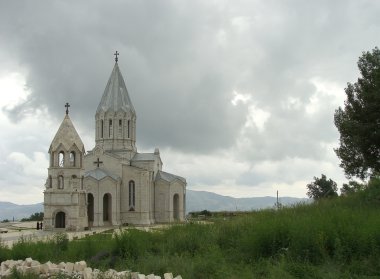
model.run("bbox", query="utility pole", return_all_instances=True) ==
[276,190,279,210]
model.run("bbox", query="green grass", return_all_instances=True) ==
[2,179,380,278]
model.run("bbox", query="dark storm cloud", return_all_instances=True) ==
[0,0,249,152]
[1,0,380,159]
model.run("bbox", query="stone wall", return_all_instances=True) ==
[0,258,182,279]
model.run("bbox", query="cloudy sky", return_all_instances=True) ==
[0,0,379,204]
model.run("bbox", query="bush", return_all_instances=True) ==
[54,233,69,252]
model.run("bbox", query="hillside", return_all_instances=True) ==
[186,189,309,212]
[0,202,43,221]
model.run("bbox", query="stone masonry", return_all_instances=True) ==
[0,258,182,279]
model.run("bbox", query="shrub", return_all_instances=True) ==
[54,233,69,252]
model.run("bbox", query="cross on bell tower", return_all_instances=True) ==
[93,158,103,168]
[114,51,119,63]
[65,102,70,115]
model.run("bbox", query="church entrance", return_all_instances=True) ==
[103,193,112,225]
[173,194,179,221]
[55,211,66,228]
[87,193,94,227]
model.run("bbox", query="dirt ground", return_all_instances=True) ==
[0,221,173,248]
[0,221,110,247]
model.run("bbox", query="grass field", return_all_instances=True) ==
[2,179,380,278]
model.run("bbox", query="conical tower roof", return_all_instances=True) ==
[96,62,135,114]
[49,114,84,152]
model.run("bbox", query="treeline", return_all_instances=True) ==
[20,212,44,222]
[307,47,380,200]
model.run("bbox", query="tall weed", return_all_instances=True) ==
[3,184,380,278]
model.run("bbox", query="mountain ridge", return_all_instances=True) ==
[185,190,309,212]
[0,190,309,220]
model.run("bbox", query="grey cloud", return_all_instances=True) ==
[239,105,339,163]
[1,0,380,164]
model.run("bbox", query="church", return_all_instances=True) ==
[43,53,187,230]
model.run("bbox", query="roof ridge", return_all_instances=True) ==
[157,170,186,183]
[84,168,120,181]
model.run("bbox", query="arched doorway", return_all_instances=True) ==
[173,194,179,221]
[87,193,94,226]
[55,211,66,228]
[103,193,112,224]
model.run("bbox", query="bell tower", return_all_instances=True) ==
[95,52,137,156]
[43,103,88,231]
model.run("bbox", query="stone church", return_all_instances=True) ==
[43,54,186,230]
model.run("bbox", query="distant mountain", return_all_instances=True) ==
[0,190,309,221]
[186,190,310,213]
[0,201,43,221]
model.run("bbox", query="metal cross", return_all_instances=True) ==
[114,51,119,62]
[93,158,103,168]
[65,102,70,115]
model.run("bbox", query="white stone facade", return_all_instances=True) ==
[43,59,186,230]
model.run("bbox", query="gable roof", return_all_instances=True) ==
[96,62,135,114]
[156,170,186,184]
[49,115,84,152]
[84,168,120,181]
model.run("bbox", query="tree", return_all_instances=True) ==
[340,181,366,196]
[306,174,338,200]
[334,47,380,179]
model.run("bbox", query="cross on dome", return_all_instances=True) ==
[65,102,70,115]
[114,51,119,63]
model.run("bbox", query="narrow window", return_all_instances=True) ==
[58,175,64,189]
[49,176,52,188]
[58,151,65,167]
[101,120,104,138]
[127,120,130,138]
[69,151,75,167]
[109,119,113,138]
[118,119,122,137]
[129,180,135,210]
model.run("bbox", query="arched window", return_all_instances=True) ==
[109,119,113,138]
[69,151,76,167]
[58,151,65,167]
[173,194,180,221]
[118,119,122,138]
[58,175,64,189]
[103,193,112,222]
[129,180,135,210]
[127,120,130,138]
[87,193,94,222]
[101,120,104,138]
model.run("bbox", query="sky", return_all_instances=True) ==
[0,0,379,204]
